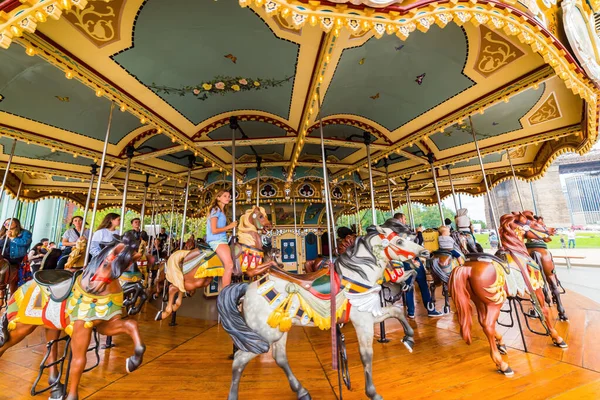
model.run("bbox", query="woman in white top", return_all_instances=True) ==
[90,213,120,257]
[62,216,90,248]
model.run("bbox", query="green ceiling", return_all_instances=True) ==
[0,137,92,166]
[307,124,377,142]
[0,45,142,145]
[429,84,546,151]
[208,121,288,140]
[452,153,503,168]
[322,25,473,131]
[113,0,298,125]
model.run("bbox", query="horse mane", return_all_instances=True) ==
[335,231,377,280]
[85,231,139,279]
[498,213,528,255]
[336,219,405,280]
[237,206,267,245]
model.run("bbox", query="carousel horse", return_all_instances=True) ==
[155,206,278,321]
[523,213,567,321]
[119,238,150,315]
[304,233,357,273]
[0,256,18,310]
[449,211,567,377]
[60,237,87,271]
[0,231,145,400]
[218,219,429,400]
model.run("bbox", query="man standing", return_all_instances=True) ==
[392,213,443,318]
[567,229,576,249]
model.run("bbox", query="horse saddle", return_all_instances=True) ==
[466,252,510,274]
[33,269,80,302]
[432,250,453,267]
[40,248,63,271]
[269,267,340,300]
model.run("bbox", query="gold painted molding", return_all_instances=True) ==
[0,0,88,50]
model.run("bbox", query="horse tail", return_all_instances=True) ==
[449,266,473,345]
[217,283,270,354]
[165,250,189,293]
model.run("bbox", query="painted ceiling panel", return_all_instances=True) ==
[301,143,358,161]
[452,152,503,168]
[322,25,473,131]
[0,137,92,166]
[429,84,546,151]
[158,150,196,167]
[138,134,177,152]
[208,121,287,140]
[0,46,142,145]
[222,144,286,159]
[307,124,377,143]
[113,0,298,125]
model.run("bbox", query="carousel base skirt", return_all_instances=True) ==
[1,289,599,399]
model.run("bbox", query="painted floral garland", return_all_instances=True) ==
[150,75,293,100]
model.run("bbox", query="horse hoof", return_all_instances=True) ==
[402,337,414,353]
[443,306,450,314]
[559,315,569,322]
[497,344,508,355]
[49,382,65,400]
[154,311,162,321]
[298,392,312,400]
[126,356,142,373]
[553,340,568,349]
[498,366,514,377]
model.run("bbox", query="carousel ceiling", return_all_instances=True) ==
[0,0,599,215]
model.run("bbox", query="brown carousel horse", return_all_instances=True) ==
[449,211,567,376]
[0,231,145,400]
[0,256,18,309]
[524,213,568,321]
[155,206,278,321]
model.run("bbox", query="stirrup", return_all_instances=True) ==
[31,329,102,397]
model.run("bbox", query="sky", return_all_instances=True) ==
[442,194,486,221]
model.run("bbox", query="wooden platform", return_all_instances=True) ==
[1,287,600,399]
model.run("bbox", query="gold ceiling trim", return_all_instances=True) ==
[369,124,582,183]
[12,34,228,172]
[0,0,87,49]
[0,123,194,183]
[335,64,556,179]
[246,0,599,177]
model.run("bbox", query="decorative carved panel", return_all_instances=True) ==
[475,26,525,78]
[528,93,561,125]
[64,0,126,48]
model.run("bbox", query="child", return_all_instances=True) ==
[438,226,464,263]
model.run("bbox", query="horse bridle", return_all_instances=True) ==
[90,252,117,284]
[516,219,550,240]
[378,231,416,261]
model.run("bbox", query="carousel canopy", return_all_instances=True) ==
[0,0,599,213]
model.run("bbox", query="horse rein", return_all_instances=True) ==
[378,232,416,261]
[90,252,117,284]
[516,220,550,240]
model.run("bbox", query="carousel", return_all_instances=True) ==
[1,0,600,398]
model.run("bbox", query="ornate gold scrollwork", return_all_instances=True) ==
[64,0,124,47]
[529,93,561,125]
[475,26,524,77]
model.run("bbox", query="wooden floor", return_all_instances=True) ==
[1,287,600,399]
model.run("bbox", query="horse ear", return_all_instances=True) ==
[375,226,385,234]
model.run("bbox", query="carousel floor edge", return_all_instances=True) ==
[0,289,599,399]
